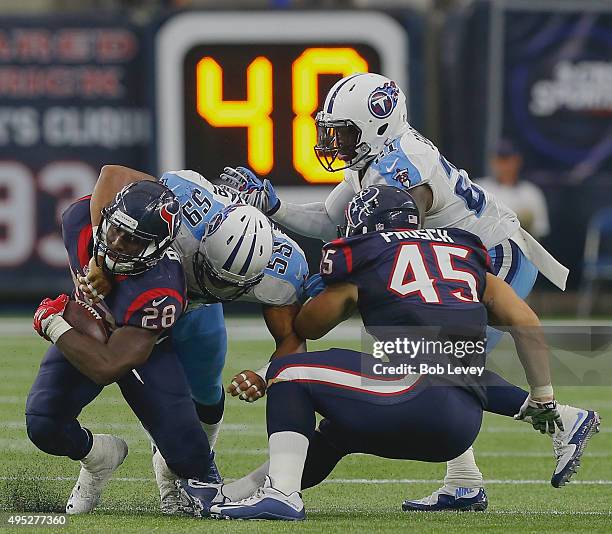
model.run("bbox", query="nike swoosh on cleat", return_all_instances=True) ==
[570,411,586,434]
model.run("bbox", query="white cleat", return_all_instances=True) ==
[209,476,305,521]
[152,446,182,515]
[551,405,600,488]
[66,434,128,514]
[402,484,487,511]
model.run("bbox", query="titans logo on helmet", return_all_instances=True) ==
[367,81,400,119]
[205,204,241,237]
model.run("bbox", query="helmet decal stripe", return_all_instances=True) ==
[238,230,258,276]
[221,223,249,271]
[326,73,364,114]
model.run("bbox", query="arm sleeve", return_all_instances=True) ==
[270,180,355,242]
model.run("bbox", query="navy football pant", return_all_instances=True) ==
[263,350,530,490]
[25,342,214,481]
[300,371,529,490]
[265,349,484,487]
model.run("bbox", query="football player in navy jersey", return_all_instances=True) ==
[76,164,308,514]
[178,186,599,520]
[27,181,219,515]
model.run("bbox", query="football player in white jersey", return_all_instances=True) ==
[82,165,308,514]
[220,73,571,511]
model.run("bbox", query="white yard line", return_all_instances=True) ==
[1,475,612,486]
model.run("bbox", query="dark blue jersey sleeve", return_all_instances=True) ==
[320,238,355,285]
[320,235,380,285]
[61,196,94,277]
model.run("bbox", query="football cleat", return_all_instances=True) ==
[66,434,128,514]
[152,446,182,515]
[209,476,305,521]
[551,406,600,488]
[402,486,488,512]
[175,479,229,518]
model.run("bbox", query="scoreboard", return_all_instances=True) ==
[155,12,408,185]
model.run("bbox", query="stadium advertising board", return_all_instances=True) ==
[488,0,612,183]
[0,18,149,295]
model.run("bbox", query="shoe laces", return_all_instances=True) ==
[231,487,266,506]
[552,435,565,460]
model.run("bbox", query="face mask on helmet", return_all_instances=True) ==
[193,249,264,303]
[315,74,408,173]
[94,182,181,276]
[314,114,372,172]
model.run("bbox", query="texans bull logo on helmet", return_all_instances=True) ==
[346,187,381,229]
[160,202,180,236]
[367,81,400,119]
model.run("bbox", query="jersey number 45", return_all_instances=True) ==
[388,243,479,304]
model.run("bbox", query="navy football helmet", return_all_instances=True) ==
[343,185,420,237]
[94,181,181,275]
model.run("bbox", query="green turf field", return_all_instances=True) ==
[1,322,611,533]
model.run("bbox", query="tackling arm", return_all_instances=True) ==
[91,165,156,226]
[227,304,306,402]
[55,326,158,386]
[82,166,157,301]
[263,303,306,359]
[294,282,358,340]
[483,273,552,397]
[271,180,355,242]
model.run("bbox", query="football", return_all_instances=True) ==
[63,300,109,343]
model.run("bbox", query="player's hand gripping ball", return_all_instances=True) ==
[77,256,112,304]
[227,370,267,403]
[33,294,70,341]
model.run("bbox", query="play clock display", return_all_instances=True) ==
[156,11,408,185]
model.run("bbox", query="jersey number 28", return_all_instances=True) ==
[388,243,479,304]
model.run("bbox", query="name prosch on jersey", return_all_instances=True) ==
[379,228,454,243]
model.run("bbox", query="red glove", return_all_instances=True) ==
[33,294,70,341]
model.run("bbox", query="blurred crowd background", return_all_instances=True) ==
[0,0,611,316]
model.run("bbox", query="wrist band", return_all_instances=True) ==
[266,198,287,218]
[46,315,74,344]
[531,384,554,400]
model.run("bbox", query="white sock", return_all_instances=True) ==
[267,432,309,495]
[202,418,223,450]
[443,447,484,489]
[81,434,102,468]
[222,461,269,501]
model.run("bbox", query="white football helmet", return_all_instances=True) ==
[193,204,274,302]
[315,72,408,172]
